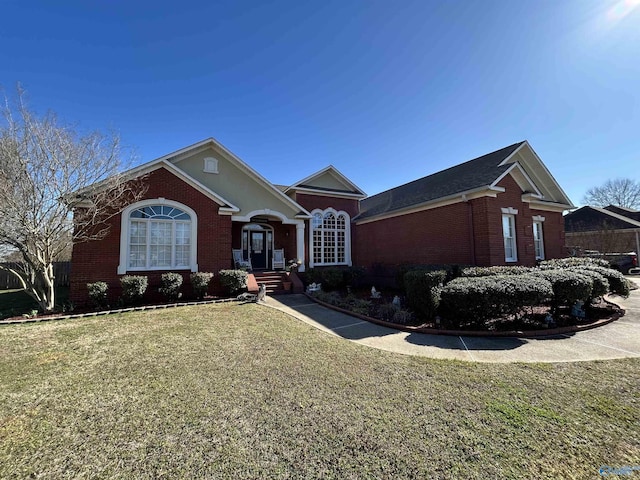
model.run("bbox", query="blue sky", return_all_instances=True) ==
[2,0,639,206]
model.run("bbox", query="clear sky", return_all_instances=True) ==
[2,0,639,206]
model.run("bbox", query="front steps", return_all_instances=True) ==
[251,271,292,295]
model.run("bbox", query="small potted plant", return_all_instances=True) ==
[285,259,301,273]
[282,259,302,292]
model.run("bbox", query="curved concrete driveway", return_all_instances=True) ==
[264,277,640,363]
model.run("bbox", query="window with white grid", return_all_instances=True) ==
[127,205,192,270]
[310,208,350,266]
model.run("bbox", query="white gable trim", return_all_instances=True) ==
[521,141,574,207]
[291,186,366,199]
[499,141,574,207]
[491,163,542,197]
[288,165,366,197]
[157,161,239,214]
[168,138,312,218]
[498,142,527,167]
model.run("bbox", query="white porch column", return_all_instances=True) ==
[296,222,306,272]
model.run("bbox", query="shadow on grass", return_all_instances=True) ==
[0,287,69,319]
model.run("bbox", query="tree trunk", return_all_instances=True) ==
[0,262,57,313]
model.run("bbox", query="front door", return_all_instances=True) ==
[250,231,267,269]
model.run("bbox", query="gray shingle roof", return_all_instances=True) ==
[357,142,525,220]
[565,206,640,232]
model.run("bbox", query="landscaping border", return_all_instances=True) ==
[304,293,626,338]
[0,297,240,326]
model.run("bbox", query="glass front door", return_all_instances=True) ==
[250,231,267,269]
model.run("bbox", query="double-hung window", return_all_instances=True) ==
[533,216,545,260]
[502,210,518,262]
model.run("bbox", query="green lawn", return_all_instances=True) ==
[0,303,638,479]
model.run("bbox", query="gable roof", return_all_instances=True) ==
[287,165,366,198]
[566,205,640,232]
[355,141,573,221]
[110,138,311,219]
[604,205,640,222]
[356,142,524,220]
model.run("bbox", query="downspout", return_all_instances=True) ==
[636,230,640,260]
[463,194,477,265]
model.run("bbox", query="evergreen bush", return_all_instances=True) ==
[120,275,148,305]
[87,281,108,309]
[190,272,214,299]
[219,269,248,295]
[404,270,447,320]
[158,272,183,301]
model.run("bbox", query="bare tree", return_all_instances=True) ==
[0,88,146,312]
[583,178,640,209]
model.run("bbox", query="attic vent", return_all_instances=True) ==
[203,157,219,174]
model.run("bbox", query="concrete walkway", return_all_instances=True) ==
[263,277,640,363]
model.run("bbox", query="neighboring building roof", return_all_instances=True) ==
[604,205,640,222]
[357,142,526,220]
[565,206,640,232]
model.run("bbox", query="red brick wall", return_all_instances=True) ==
[531,208,565,260]
[70,167,232,305]
[294,193,360,218]
[353,202,474,268]
[352,173,567,269]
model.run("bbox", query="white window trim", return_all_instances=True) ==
[533,217,545,260]
[203,157,219,174]
[118,198,198,274]
[502,212,518,263]
[308,207,352,267]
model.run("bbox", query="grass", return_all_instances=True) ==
[0,303,638,479]
[0,287,70,319]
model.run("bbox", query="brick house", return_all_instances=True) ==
[70,138,573,304]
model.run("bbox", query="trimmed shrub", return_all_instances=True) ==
[120,275,148,305]
[303,268,347,290]
[158,272,183,301]
[190,272,214,299]
[87,281,108,309]
[581,265,630,297]
[303,268,323,285]
[462,266,534,277]
[322,268,345,290]
[396,264,468,291]
[219,269,248,296]
[537,269,593,308]
[440,275,553,327]
[404,270,447,320]
[539,257,609,269]
[567,268,608,301]
[343,266,366,287]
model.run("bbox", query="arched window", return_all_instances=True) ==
[118,200,198,274]
[311,208,350,266]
